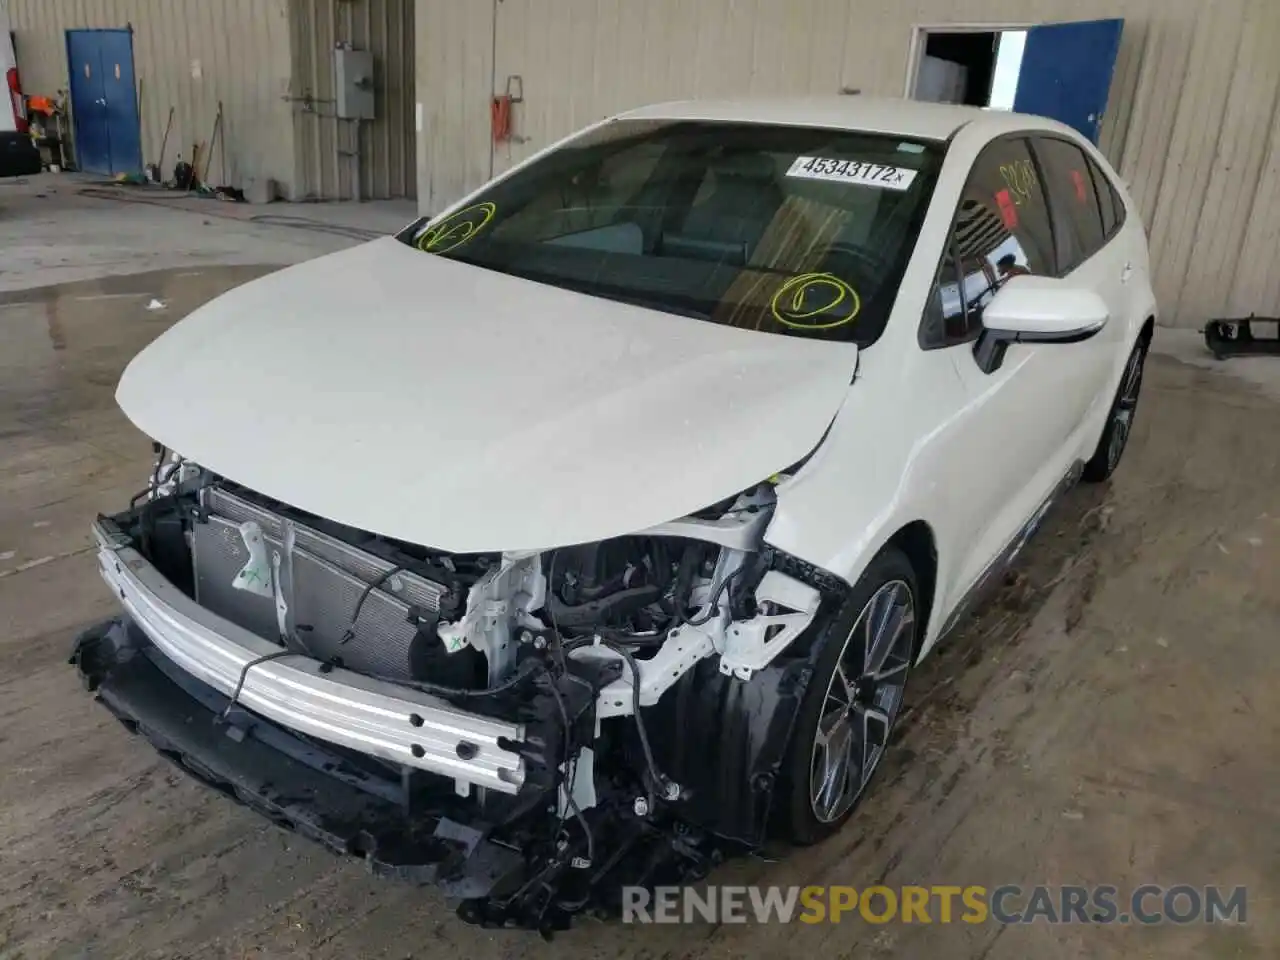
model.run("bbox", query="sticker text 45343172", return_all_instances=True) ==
[786,156,918,191]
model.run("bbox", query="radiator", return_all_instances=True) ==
[191,487,447,681]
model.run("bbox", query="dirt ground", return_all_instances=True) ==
[1,187,1278,959]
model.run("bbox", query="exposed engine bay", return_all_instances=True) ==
[74,448,838,933]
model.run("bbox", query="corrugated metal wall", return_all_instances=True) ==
[288,0,417,200]
[414,0,495,212]
[8,0,296,197]
[417,0,1280,328]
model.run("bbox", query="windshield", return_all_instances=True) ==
[399,119,944,345]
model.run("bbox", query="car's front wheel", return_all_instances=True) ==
[780,546,919,845]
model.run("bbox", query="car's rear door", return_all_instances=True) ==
[1028,133,1132,406]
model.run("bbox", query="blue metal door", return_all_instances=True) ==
[66,30,110,174]
[65,29,142,175]
[1013,19,1124,144]
[97,30,143,174]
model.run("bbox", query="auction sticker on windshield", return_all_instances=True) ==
[786,156,917,191]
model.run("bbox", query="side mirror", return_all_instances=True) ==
[974,276,1109,374]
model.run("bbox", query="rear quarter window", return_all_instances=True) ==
[1088,156,1126,239]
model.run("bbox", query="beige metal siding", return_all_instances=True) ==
[288,0,417,200]
[414,0,494,212]
[1233,61,1280,315]
[8,0,296,196]
[417,0,1280,328]
[1152,0,1280,324]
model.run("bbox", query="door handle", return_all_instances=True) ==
[1120,263,1134,284]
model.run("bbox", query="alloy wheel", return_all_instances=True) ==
[809,580,915,823]
[1107,344,1146,471]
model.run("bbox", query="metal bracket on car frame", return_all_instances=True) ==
[717,570,821,681]
[572,569,821,716]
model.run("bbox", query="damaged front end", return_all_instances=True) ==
[74,452,842,933]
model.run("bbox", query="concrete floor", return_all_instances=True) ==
[1,176,1278,958]
[0,172,416,293]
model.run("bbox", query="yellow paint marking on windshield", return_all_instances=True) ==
[770,273,861,331]
[416,202,498,254]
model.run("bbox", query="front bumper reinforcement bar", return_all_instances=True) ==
[92,517,526,794]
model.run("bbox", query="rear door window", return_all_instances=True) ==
[1032,136,1107,273]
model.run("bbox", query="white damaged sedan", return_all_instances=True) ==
[76,97,1156,931]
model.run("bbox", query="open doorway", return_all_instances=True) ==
[907,20,1125,143]
[908,27,1028,110]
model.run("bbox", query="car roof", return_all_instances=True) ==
[616,96,1031,142]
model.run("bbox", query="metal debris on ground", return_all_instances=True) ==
[1205,318,1280,359]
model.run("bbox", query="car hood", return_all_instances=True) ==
[116,237,857,553]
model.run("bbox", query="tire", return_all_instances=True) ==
[780,546,919,845]
[1082,336,1148,483]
